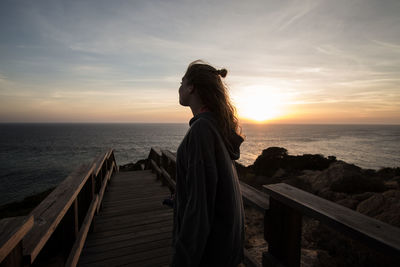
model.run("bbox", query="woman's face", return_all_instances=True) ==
[179,76,192,106]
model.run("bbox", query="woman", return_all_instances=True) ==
[172,60,245,267]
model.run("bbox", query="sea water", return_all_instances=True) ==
[0,123,399,205]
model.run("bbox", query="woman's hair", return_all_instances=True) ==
[184,60,242,140]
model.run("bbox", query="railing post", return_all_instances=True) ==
[263,198,302,267]
[73,199,79,238]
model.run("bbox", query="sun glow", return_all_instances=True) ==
[233,85,289,123]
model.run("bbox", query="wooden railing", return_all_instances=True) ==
[147,147,400,267]
[263,183,400,267]
[0,149,118,267]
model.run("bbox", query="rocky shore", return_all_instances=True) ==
[239,147,399,267]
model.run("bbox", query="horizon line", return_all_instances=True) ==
[1,121,399,126]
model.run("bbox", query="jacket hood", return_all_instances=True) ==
[189,111,244,160]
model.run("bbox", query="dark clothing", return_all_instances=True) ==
[171,112,245,267]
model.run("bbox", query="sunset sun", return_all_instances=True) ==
[233,86,288,123]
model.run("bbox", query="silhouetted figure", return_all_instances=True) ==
[171,60,245,267]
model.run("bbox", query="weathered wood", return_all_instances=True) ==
[84,225,173,248]
[79,170,173,266]
[23,164,95,263]
[263,183,400,259]
[79,238,172,265]
[160,167,176,192]
[0,216,33,264]
[93,150,111,177]
[262,252,286,267]
[96,169,110,213]
[65,195,99,267]
[94,214,172,234]
[243,248,262,267]
[161,150,177,181]
[161,150,176,164]
[81,231,172,256]
[150,159,162,178]
[80,246,172,267]
[147,147,162,169]
[264,198,302,267]
[240,181,269,212]
[73,199,79,238]
[94,210,172,226]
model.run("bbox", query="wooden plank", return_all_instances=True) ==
[118,253,172,267]
[92,151,109,177]
[106,184,166,193]
[244,248,262,267]
[240,181,269,212]
[79,245,172,267]
[23,163,95,263]
[94,210,172,226]
[265,198,302,267]
[81,231,171,255]
[100,195,169,208]
[96,169,110,213]
[150,159,162,176]
[94,214,172,233]
[160,167,176,192]
[84,225,172,247]
[98,206,171,220]
[65,195,99,267]
[0,216,33,263]
[79,238,172,264]
[263,183,400,258]
[101,199,168,213]
[102,191,169,203]
[88,220,173,240]
[161,150,176,163]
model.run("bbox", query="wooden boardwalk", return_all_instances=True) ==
[78,170,174,267]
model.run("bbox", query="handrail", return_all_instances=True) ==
[263,183,400,266]
[0,215,33,266]
[21,149,117,266]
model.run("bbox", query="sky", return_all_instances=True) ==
[0,0,399,124]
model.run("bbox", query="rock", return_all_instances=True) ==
[336,197,359,210]
[352,192,374,202]
[306,161,385,195]
[252,147,336,177]
[119,159,147,171]
[357,190,400,227]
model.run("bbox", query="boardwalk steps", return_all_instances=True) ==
[78,170,173,267]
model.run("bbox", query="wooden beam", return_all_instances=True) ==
[239,181,269,212]
[161,150,176,163]
[23,164,95,264]
[97,169,111,214]
[65,195,99,267]
[264,198,302,267]
[263,183,400,259]
[0,216,33,264]
[243,248,262,267]
[160,167,176,193]
[150,159,162,177]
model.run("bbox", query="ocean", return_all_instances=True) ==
[0,123,399,205]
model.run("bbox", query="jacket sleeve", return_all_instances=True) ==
[172,121,218,267]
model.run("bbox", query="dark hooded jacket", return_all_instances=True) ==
[171,112,245,267]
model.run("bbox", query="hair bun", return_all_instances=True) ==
[217,68,227,78]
